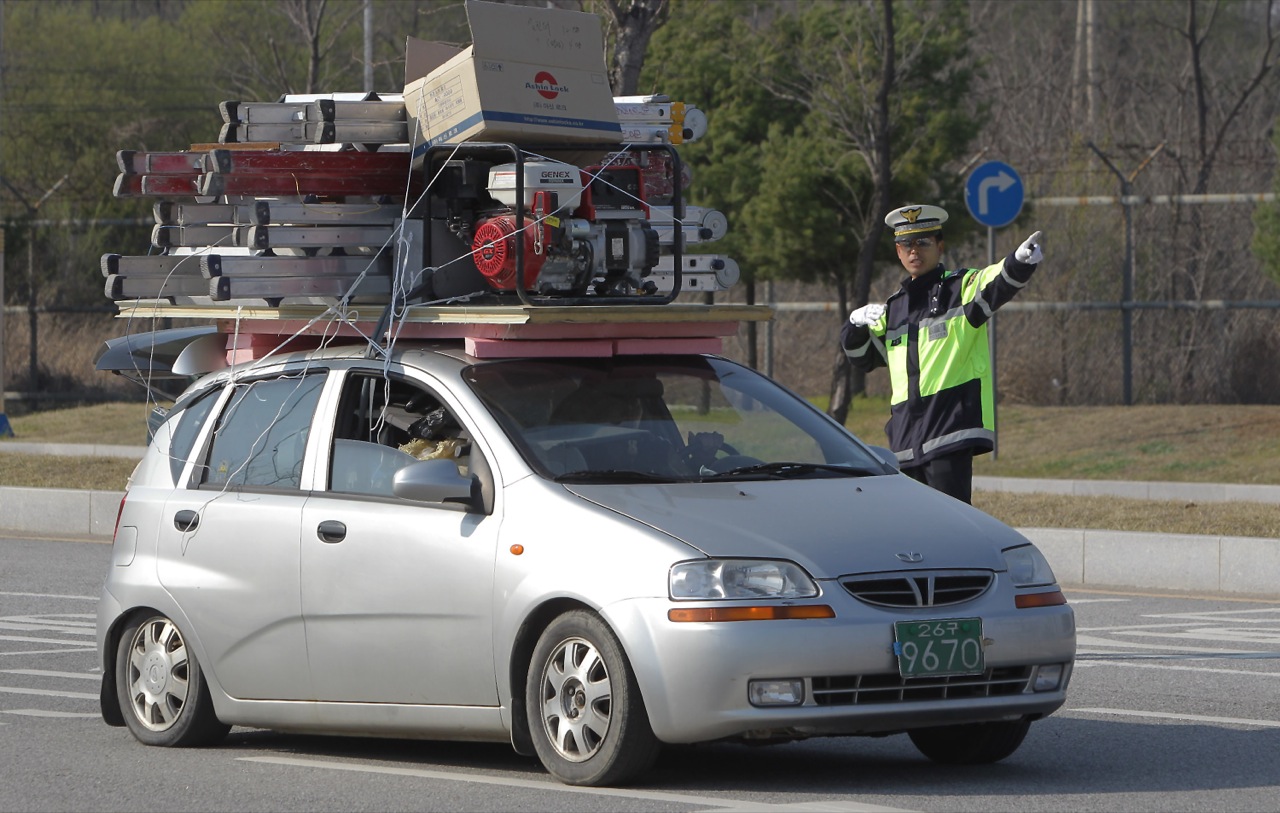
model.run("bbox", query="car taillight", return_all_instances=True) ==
[113,495,127,540]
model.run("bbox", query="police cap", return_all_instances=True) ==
[885,204,948,241]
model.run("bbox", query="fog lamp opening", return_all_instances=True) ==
[749,679,804,707]
[1032,664,1065,692]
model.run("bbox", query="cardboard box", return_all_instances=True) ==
[403,0,621,165]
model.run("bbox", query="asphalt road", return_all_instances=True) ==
[2,535,1279,812]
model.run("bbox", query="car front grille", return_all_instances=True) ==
[840,570,994,608]
[811,666,1032,706]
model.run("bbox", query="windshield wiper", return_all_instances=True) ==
[700,462,882,481]
[555,469,682,484]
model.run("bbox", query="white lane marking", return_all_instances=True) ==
[0,635,94,646]
[1076,660,1280,678]
[239,756,919,813]
[1070,707,1280,729]
[1080,622,1230,632]
[1,669,100,680]
[1075,634,1270,656]
[1149,608,1280,619]
[0,592,97,601]
[0,623,95,635]
[0,648,96,657]
[1065,598,1131,604]
[0,614,96,632]
[1117,628,1280,645]
[0,685,98,700]
[1,709,99,718]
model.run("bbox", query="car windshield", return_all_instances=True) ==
[464,355,892,483]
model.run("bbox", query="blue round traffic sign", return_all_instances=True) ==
[965,161,1023,228]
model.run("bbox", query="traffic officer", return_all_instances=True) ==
[841,204,1043,503]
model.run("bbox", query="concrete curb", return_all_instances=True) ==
[973,475,1280,504]
[0,486,126,539]
[1,485,1277,598]
[0,441,149,459]
[1019,527,1280,597]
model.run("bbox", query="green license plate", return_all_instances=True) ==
[893,617,985,678]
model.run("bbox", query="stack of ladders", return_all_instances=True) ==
[104,92,735,308]
[217,93,410,148]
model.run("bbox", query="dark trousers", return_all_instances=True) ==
[904,450,974,504]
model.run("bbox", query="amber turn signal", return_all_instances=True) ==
[1015,590,1067,609]
[668,605,836,623]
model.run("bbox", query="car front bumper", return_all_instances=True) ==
[606,595,1076,744]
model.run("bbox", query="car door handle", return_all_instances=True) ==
[317,520,347,543]
[173,510,200,532]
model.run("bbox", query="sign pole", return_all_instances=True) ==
[0,226,11,437]
[988,226,997,459]
[965,160,1025,466]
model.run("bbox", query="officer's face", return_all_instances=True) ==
[896,234,942,278]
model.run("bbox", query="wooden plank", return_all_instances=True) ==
[114,302,774,328]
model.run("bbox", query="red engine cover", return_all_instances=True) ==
[471,216,547,291]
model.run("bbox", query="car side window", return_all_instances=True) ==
[199,373,325,490]
[329,372,470,498]
[166,387,221,484]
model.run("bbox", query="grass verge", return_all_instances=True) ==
[2,400,1278,538]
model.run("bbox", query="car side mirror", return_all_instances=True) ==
[393,458,477,507]
[868,446,901,472]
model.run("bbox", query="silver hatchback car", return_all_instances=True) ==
[97,338,1075,786]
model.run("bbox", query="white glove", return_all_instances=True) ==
[849,303,886,327]
[1015,230,1044,265]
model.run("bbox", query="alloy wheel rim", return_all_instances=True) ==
[126,618,190,732]
[538,636,612,762]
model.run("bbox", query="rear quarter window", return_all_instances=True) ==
[166,388,222,484]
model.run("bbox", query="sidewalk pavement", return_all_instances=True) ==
[2,442,1279,599]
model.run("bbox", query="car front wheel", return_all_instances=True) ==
[526,610,660,786]
[908,718,1032,764]
[116,614,229,747]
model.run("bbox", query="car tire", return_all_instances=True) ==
[526,610,661,786]
[115,614,230,747]
[908,718,1032,765]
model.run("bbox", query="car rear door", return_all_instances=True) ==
[156,371,326,701]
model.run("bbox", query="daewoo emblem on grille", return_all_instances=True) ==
[895,552,924,563]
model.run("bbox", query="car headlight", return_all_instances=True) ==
[670,559,819,600]
[1002,544,1057,587]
